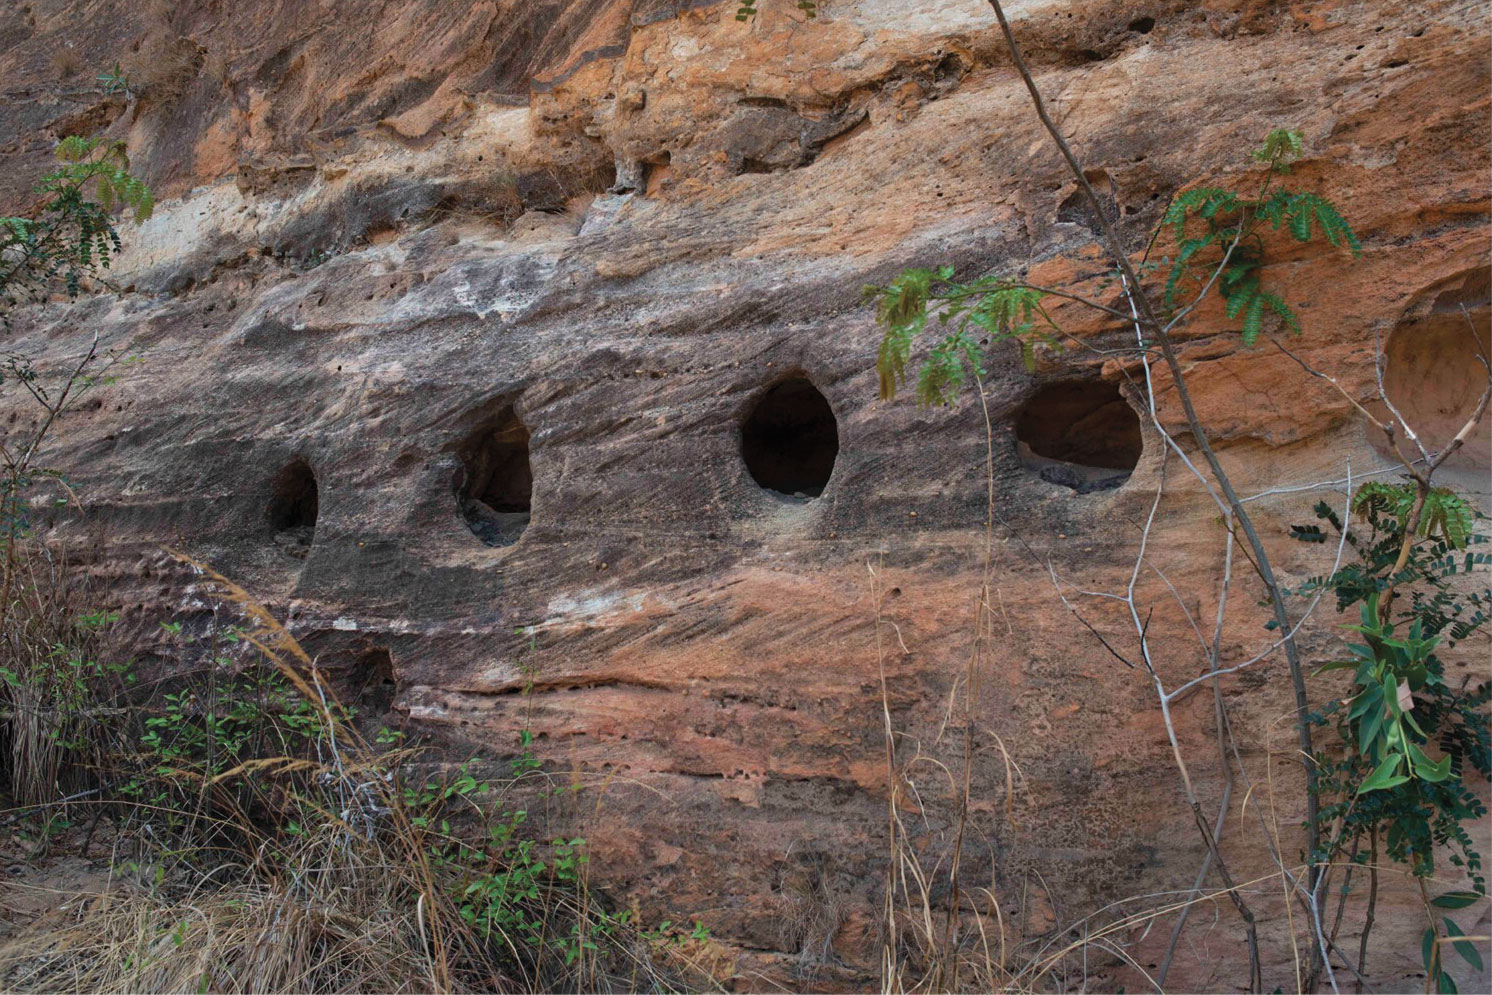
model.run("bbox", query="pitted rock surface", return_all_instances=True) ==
[2,1,1488,988]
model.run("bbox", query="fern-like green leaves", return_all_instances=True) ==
[869,129,1359,408]
[736,0,815,19]
[1252,128,1305,172]
[868,269,1054,406]
[871,266,941,400]
[1161,136,1357,345]
[916,330,982,407]
[1162,187,1239,236]
[1260,190,1360,256]
[1,137,152,329]
[1353,482,1476,550]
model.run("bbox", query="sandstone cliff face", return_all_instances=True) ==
[1,0,1488,988]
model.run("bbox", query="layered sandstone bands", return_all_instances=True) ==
[1,0,1487,988]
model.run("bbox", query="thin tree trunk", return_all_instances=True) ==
[981,0,1324,977]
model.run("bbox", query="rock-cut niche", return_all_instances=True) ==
[355,647,397,721]
[455,407,532,547]
[741,375,839,498]
[1015,380,1141,494]
[1374,269,1490,486]
[267,457,318,558]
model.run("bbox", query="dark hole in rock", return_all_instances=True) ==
[935,52,967,82]
[738,95,789,109]
[1058,170,1115,230]
[266,457,318,557]
[355,647,397,719]
[1129,16,1156,33]
[1016,380,1141,494]
[455,407,532,547]
[741,376,839,499]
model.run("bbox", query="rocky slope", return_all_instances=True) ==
[1,0,1488,988]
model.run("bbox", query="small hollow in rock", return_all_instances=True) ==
[1016,380,1141,494]
[741,376,839,499]
[455,407,532,547]
[355,647,397,719]
[1375,269,1491,482]
[1058,170,1115,230]
[266,458,318,557]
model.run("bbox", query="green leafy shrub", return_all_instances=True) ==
[1,136,152,320]
[1293,491,1489,888]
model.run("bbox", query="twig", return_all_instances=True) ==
[0,786,104,827]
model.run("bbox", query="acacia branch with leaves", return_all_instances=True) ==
[864,9,1358,980]
[0,137,151,639]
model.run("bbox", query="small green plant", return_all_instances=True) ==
[1422,889,1487,994]
[1158,129,1358,343]
[1291,480,1489,991]
[0,556,711,993]
[736,1,815,20]
[96,63,134,98]
[0,546,132,810]
[0,138,151,737]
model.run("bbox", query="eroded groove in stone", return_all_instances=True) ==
[740,376,838,499]
[455,407,533,547]
[1016,380,1140,494]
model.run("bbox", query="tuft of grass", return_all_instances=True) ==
[122,32,201,106]
[0,542,127,811]
[50,48,82,80]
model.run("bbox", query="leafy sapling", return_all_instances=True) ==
[1,136,153,324]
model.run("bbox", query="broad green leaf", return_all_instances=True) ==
[1407,742,1452,783]
[1431,892,1485,910]
[1444,919,1483,971]
[1349,685,1384,720]
[1358,702,1385,755]
[1358,754,1408,794]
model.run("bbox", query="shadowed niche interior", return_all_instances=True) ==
[1016,380,1141,494]
[354,647,397,723]
[455,407,532,547]
[266,458,318,557]
[741,376,839,499]
[1375,269,1491,489]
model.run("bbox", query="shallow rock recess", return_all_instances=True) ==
[1,0,1488,989]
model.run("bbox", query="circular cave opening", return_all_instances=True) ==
[266,457,318,557]
[1376,270,1490,484]
[1015,380,1141,494]
[455,407,532,547]
[741,376,840,499]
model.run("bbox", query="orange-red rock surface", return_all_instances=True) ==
[1,0,1487,989]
